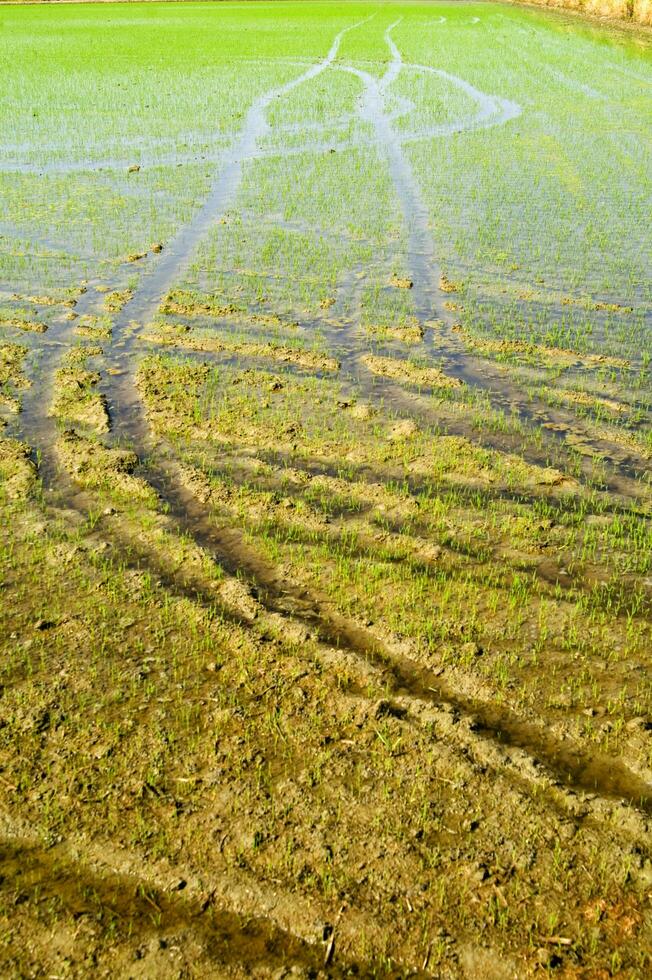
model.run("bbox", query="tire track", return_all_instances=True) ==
[107,20,370,349]
[11,18,651,820]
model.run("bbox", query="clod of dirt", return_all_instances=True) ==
[365,320,424,344]
[127,164,140,173]
[439,274,461,293]
[348,403,374,420]
[389,274,413,289]
[56,431,155,503]
[104,290,133,313]
[534,946,563,969]
[159,289,239,318]
[362,354,464,390]
[151,243,164,254]
[217,578,260,622]
[33,619,54,632]
[319,297,335,309]
[0,437,36,499]
[388,419,418,441]
[373,699,408,720]
[126,252,147,263]
[0,318,47,334]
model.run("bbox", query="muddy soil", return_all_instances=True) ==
[0,7,650,977]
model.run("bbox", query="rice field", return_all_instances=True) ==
[0,2,651,975]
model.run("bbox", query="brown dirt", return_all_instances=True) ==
[0,342,29,389]
[1,479,650,975]
[362,353,464,389]
[0,317,47,334]
[365,320,424,344]
[0,437,36,498]
[143,323,340,372]
[55,430,156,503]
[50,345,109,434]
[103,289,133,313]
[75,315,112,340]
[452,324,631,369]
[439,274,461,293]
[160,289,240,318]
[389,274,413,289]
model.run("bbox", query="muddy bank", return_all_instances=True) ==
[511,0,652,26]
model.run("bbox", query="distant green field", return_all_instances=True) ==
[1,4,651,976]
[1,3,650,329]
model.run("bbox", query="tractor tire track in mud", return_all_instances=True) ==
[0,815,373,977]
[106,21,370,344]
[12,19,652,830]
[339,21,522,385]
[135,461,652,816]
[40,358,652,817]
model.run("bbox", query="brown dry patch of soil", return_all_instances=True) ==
[452,325,630,369]
[548,387,630,417]
[387,418,419,440]
[55,430,156,504]
[0,437,36,499]
[407,434,577,492]
[362,353,463,389]
[103,289,133,314]
[389,274,413,289]
[74,315,112,340]
[143,324,340,372]
[0,317,47,334]
[135,357,211,438]
[8,286,85,309]
[566,422,652,462]
[439,273,461,293]
[160,289,240,318]
[592,301,634,313]
[560,296,634,314]
[364,320,424,344]
[50,347,110,434]
[476,279,637,314]
[0,342,30,414]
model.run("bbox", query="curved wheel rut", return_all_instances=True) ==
[3,13,651,977]
[8,16,651,841]
[49,393,652,816]
[0,826,371,977]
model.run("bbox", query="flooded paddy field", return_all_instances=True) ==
[0,1,651,975]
